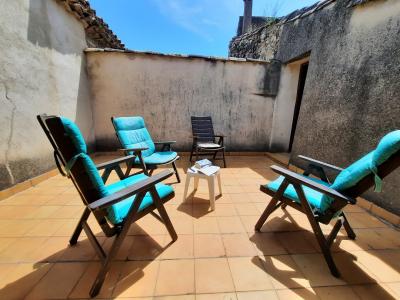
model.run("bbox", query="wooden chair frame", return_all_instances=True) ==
[37,115,177,297]
[111,116,181,183]
[189,116,227,167]
[256,153,400,277]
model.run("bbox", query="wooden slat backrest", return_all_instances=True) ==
[191,116,216,143]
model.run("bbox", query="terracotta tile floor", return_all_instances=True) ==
[0,155,400,299]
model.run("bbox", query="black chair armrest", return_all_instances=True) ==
[213,134,225,138]
[96,155,136,171]
[154,141,176,151]
[119,147,149,155]
[298,155,344,173]
[89,169,174,211]
[270,165,356,204]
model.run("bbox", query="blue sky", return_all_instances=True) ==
[89,0,318,57]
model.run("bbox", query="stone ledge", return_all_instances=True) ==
[85,48,273,64]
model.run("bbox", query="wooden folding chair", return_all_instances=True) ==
[256,130,400,277]
[111,116,181,183]
[190,116,227,167]
[37,114,177,297]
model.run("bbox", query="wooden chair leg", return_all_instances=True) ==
[341,212,356,240]
[138,155,149,176]
[213,151,217,160]
[101,168,112,183]
[255,197,279,231]
[125,160,133,177]
[294,185,340,277]
[90,193,146,297]
[70,208,90,246]
[114,166,125,180]
[255,180,288,231]
[189,146,195,162]
[172,161,181,183]
[150,188,178,241]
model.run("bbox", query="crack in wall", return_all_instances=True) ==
[2,82,16,185]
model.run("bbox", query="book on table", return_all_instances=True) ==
[198,165,220,176]
[190,159,220,176]
[194,159,212,169]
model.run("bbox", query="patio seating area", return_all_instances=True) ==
[0,155,399,299]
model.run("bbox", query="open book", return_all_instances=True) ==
[198,165,220,176]
[189,160,220,176]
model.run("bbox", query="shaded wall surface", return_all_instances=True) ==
[86,51,278,152]
[230,0,400,214]
[0,0,95,189]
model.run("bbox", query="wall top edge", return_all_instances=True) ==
[84,48,275,64]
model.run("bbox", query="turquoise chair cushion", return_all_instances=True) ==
[60,117,87,154]
[60,117,108,197]
[329,151,374,192]
[135,151,178,165]
[113,117,156,158]
[372,130,400,167]
[105,174,174,224]
[60,117,173,225]
[266,175,332,213]
[370,130,400,191]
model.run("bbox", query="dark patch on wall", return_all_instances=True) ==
[0,165,12,189]
[257,60,282,97]
[95,137,121,152]
[0,155,54,190]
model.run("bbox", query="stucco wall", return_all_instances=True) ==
[0,0,95,190]
[86,51,277,152]
[229,0,400,214]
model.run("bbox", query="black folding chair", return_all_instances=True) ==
[190,116,226,167]
[37,114,177,297]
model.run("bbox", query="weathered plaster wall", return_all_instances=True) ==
[230,0,400,214]
[86,51,277,152]
[269,58,309,152]
[0,0,95,190]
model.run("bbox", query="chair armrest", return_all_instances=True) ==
[154,141,176,145]
[270,165,356,204]
[118,147,148,155]
[213,134,225,138]
[89,169,174,211]
[96,155,135,170]
[298,155,344,173]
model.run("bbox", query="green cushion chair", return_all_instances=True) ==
[37,114,178,297]
[112,116,181,182]
[256,130,400,278]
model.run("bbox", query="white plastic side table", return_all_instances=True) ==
[183,168,222,210]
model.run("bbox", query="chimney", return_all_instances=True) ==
[242,0,253,34]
